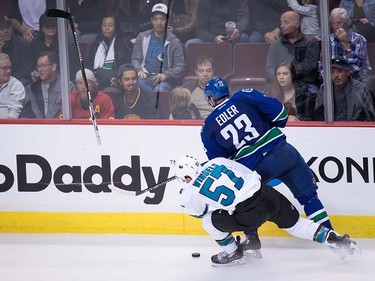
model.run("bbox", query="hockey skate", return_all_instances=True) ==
[327,232,362,260]
[241,233,263,258]
[211,237,245,267]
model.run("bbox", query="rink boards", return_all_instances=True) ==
[0,121,375,237]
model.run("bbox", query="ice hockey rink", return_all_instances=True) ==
[0,233,373,281]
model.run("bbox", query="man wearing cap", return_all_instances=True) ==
[319,8,373,90]
[113,63,159,119]
[314,57,375,121]
[69,69,114,119]
[0,14,33,86]
[131,3,185,96]
[21,51,75,118]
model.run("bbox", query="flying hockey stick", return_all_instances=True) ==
[46,9,101,145]
[112,176,177,196]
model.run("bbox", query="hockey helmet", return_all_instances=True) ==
[204,77,230,102]
[174,155,200,182]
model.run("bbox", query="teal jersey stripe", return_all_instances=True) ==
[217,235,235,246]
[313,225,330,244]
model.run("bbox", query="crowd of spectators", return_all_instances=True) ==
[266,10,320,121]
[0,0,374,121]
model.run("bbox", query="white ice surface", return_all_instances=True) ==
[0,234,373,281]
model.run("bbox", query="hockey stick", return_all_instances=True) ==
[46,9,101,145]
[115,172,281,197]
[112,176,177,196]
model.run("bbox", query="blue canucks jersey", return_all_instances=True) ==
[201,89,288,170]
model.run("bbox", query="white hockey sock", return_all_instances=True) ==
[221,237,238,255]
[283,217,320,241]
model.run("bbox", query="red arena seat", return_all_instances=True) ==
[228,43,270,93]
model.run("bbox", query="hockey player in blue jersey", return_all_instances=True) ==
[174,155,361,266]
[201,77,334,256]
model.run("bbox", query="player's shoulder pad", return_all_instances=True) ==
[233,88,265,98]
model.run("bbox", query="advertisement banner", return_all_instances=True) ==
[0,123,374,235]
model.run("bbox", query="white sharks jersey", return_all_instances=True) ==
[178,157,261,217]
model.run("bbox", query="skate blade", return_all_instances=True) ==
[211,258,245,267]
[244,249,263,258]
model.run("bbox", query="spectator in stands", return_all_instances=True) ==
[22,51,75,118]
[0,0,15,18]
[30,14,58,71]
[129,1,199,44]
[30,14,79,82]
[66,0,106,45]
[266,10,320,120]
[187,0,250,45]
[112,0,132,23]
[182,55,215,119]
[321,7,373,89]
[266,60,300,121]
[88,13,133,91]
[113,63,159,119]
[0,53,25,119]
[340,0,375,43]
[9,0,46,43]
[330,0,341,12]
[287,0,320,37]
[169,86,201,120]
[69,68,114,119]
[162,0,199,44]
[0,14,33,86]
[112,0,158,38]
[314,57,375,121]
[249,0,290,43]
[131,3,185,95]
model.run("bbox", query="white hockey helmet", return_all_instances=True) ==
[174,155,200,182]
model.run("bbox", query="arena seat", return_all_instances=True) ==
[78,42,89,63]
[183,43,232,84]
[155,91,171,119]
[367,43,375,107]
[368,43,375,78]
[228,43,270,93]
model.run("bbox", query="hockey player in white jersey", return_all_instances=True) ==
[174,155,361,266]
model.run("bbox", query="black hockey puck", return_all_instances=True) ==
[192,252,200,258]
